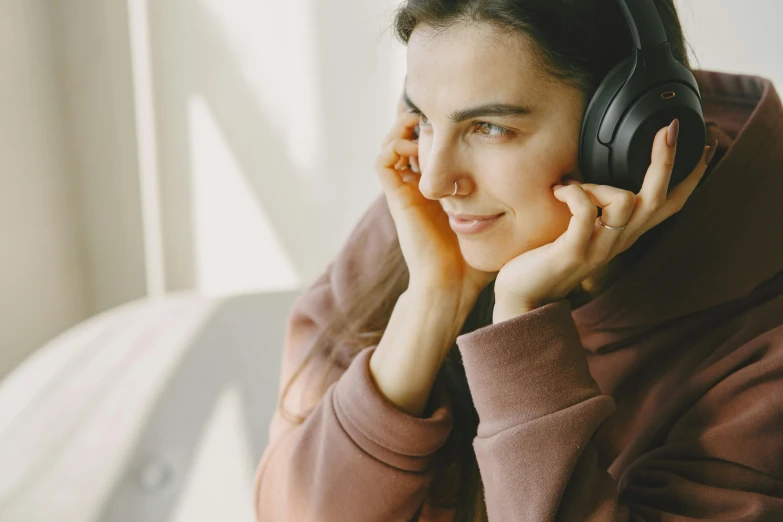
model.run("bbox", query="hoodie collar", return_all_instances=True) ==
[572,70,783,350]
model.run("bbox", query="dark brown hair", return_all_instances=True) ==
[280,1,692,520]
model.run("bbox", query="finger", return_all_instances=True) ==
[552,184,599,262]
[395,144,418,170]
[577,183,637,229]
[409,155,420,173]
[399,169,421,184]
[637,121,677,209]
[381,111,420,148]
[383,112,419,170]
[375,138,420,194]
[645,142,714,230]
[376,138,419,169]
[573,183,636,260]
[660,141,713,211]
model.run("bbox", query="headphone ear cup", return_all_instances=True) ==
[580,58,633,186]
[612,82,705,193]
[580,55,706,193]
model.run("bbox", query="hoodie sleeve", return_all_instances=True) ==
[456,299,783,521]
[253,194,454,522]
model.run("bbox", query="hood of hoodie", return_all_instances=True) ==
[572,70,783,351]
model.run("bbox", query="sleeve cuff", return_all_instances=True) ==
[455,300,601,436]
[333,346,453,472]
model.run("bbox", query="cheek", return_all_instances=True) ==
[498,162,577,247]
[494,197,572,261]
[483,151,560,199]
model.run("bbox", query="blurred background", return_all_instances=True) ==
[0,0,781,520]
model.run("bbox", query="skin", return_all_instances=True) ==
[404,22,600,293]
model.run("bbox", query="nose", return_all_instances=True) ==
[418,140,462,200]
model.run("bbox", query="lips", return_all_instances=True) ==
[447,212,504,221]
[448,213,504,235]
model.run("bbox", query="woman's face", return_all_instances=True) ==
[406,22,588,272]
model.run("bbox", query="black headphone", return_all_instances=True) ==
[579,0,706,194]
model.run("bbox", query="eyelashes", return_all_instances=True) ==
[409,109,515,141]
[474,122,513,140]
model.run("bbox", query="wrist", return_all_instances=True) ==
[492,306,532,324]
[369,288,468,417]
[492,295,535,324]
[404,286,476,332]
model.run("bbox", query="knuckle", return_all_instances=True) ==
[618,194,637,214]
[621,191,637,207]
[580,211,596,225]
[375,150,394,169]
[578,203,597,220]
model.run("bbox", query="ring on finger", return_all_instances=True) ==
[597,216,628,231]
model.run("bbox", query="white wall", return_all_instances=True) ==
[676,0,783,89]
[0,0,153,378]
[0,0,88,378]
[53,0,150,314]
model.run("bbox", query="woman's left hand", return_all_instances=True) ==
[493,122,717,322]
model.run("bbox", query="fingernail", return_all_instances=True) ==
[705,138,718,164]
[553,184,564,190]
[666,118,680,148]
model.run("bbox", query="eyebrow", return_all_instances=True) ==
[402,89,533,123]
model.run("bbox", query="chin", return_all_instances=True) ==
[459,246,506,273]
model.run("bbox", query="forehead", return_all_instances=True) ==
[406,22,553,107]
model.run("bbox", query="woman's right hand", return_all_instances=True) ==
[375,99,497,315]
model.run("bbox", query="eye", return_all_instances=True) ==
[474,122,513,140]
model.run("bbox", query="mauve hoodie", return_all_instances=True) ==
[253,70,783,521]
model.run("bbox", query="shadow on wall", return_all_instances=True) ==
[149,0,397,294]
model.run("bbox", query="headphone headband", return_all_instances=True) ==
[616,0,669,50]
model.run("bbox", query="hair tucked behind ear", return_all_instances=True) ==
[279,2,693,520]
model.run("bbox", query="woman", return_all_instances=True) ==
[254,1,783,520]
